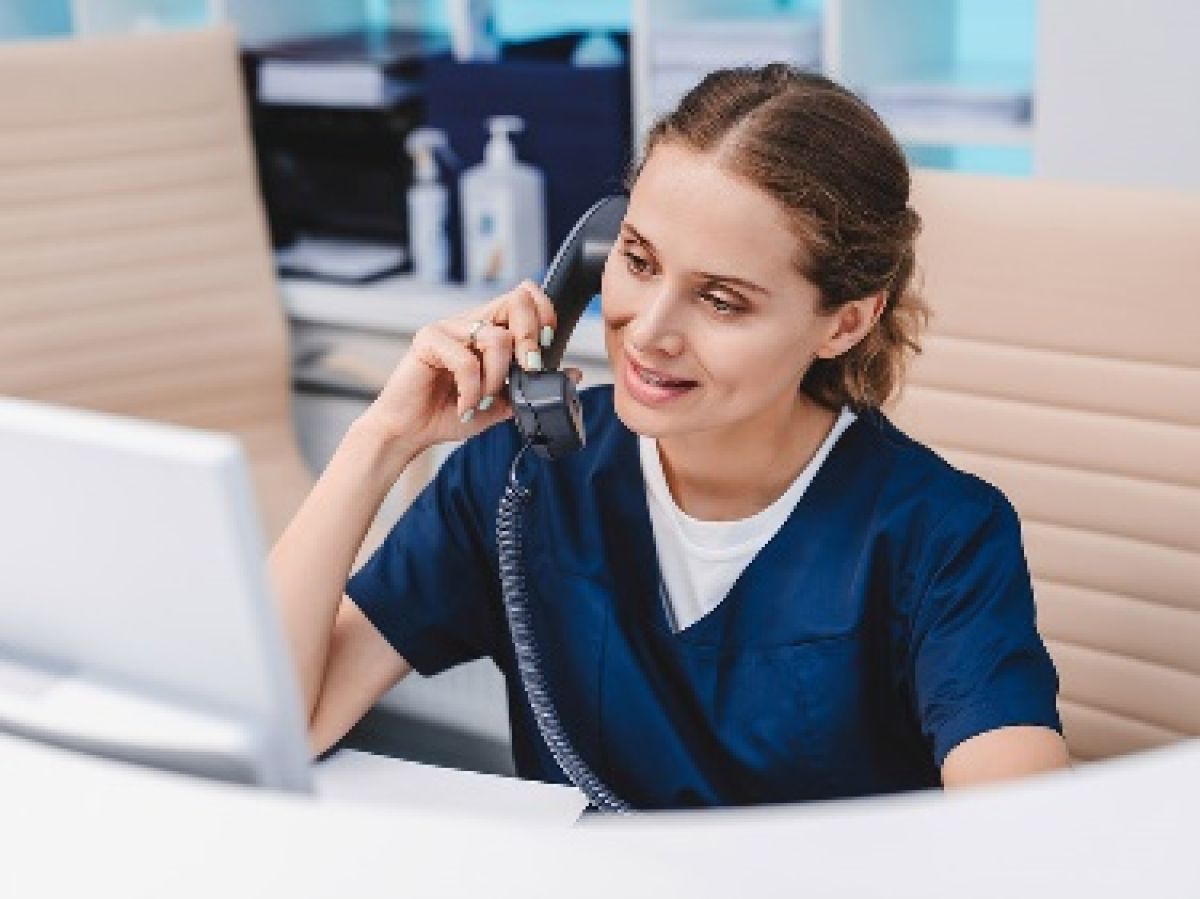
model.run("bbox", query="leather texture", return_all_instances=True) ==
[0,26,312,543]
[888,170,1200,762]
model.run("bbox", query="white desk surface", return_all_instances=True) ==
[312,747,586,824]
[2,728,1197,898]
[280,276,612,363]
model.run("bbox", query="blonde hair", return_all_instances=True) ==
[625,65,930,411]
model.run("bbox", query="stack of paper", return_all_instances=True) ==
[276,235,408,284]
[249,28,445,109]
[259,60,420,108]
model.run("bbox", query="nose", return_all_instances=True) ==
[626,284,685,358]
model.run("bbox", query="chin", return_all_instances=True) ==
[610,382,687,439]
[610,384,650,435]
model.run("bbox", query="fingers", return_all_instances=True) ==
[414,280,567,428]
[469,321,514,407]
[412,324,486,421]
[478,279,557,373]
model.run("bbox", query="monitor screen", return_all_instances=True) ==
[0,396,312,793]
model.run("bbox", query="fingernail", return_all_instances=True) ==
[459,408,475,424]
[525,350,543,371]
[540,325,554,348]
[477,395,494,412]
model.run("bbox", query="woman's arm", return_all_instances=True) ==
[267,280,561,749]
[941,725,1072,789]
[267,416,417,728]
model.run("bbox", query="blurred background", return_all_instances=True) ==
[2,0,1196,780]
[5,0,1198,189]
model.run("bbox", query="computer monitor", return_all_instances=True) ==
[0,396,313,794]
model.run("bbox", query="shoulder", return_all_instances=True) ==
[429,410,524,533]
[858,405,1015,528]
[852,407,1023,579]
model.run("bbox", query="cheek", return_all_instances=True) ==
[701,327,810,388]
[600,258,637,325]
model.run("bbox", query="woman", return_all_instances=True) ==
[270,65,1070,809]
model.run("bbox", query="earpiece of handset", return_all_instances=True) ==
[507,194,628,460]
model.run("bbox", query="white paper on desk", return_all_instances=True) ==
[276,236,407,282]
[313,749,589,825]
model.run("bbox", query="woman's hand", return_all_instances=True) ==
[357,279,582,456]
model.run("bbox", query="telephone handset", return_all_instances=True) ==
[497,195,633,813]
[507,195,628,460]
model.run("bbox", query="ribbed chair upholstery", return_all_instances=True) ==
[0,27,312,542]
[886,170,1200,763]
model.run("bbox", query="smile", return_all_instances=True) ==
[623,354,697,406]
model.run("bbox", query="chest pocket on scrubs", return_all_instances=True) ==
[595,586,873,807]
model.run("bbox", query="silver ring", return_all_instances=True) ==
[465,319,488,351]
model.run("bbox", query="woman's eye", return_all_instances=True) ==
[702,293,738,316]
[623,251,651,276]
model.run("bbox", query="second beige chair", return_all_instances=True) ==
[889,170,1200,765]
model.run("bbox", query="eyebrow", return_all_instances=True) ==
[621,223,770,296]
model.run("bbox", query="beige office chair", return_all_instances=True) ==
[0,26,312,543]
[887,170,1200,763]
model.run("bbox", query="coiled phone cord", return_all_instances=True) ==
[496,443,633,814]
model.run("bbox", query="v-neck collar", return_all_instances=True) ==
[637,405,858,560]
[597,403,883,648]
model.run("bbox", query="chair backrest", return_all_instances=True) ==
[0,26,311,540]
[887,169,1200,763]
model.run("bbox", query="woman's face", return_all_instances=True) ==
[601,141,837,440]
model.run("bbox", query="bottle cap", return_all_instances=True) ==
[485,115,524,166]
[405,127,450,182]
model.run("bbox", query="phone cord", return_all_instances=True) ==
[496,443,633,814]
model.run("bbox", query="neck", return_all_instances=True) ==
[655,390,839,521]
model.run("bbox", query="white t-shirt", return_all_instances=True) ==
[639,405,858,633]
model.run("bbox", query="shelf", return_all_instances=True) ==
[280,275,612,364]
[892,120,1033,148]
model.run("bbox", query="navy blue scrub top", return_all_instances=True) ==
[347,384,1062,809]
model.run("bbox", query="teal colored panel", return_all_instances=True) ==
[950,145,1032,177]
[954,0,1035,87]
[0,0,72,40]
[905,143,1031,178]
[905,145,956,171]
[142,0,212,29]
[422,0,631,40]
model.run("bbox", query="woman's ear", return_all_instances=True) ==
[816,291,887,359]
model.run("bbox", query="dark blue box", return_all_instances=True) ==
[424,33,632,283]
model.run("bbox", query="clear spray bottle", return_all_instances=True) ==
[404,127,452,283]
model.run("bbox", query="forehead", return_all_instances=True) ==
[626,142,808,286]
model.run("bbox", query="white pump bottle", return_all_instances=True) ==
[404,127,451,283]
[459,115,546,288]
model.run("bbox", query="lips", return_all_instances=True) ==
[621,352,698,408]
[627,355,696,388]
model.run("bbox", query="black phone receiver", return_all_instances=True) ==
[507,195,628,460]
